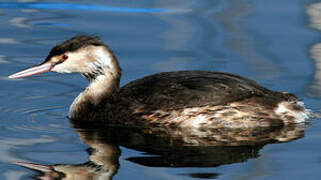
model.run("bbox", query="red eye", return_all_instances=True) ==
[62,55,68,61]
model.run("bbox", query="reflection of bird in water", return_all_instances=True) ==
[13,143,120,180]
[14,121,306,180]
[9,35,310,128]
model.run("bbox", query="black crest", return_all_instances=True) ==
[45,35,106,61]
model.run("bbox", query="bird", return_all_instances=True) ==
[8,35,310,128]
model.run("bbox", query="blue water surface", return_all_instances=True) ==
[0,0,321,179]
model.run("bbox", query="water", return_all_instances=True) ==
[0,0,321,179]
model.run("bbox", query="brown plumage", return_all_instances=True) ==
[8,35,310,129]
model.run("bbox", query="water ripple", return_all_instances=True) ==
[6,123,66,134]
[0,2,174,13]
[20,105,66,115]
[0,136,55,163]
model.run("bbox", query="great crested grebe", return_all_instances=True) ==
[8,35,310,128]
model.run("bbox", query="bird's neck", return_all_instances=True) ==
[69,70,120,119]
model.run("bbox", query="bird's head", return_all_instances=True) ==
[9,35,121,81]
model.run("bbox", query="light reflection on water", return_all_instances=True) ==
[0,0,320,180]
[0,2,173,13]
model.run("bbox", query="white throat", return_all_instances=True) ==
[67,46,120,118]
[69,71,118,118]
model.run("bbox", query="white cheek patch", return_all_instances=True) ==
[51,63,72,73]
[51,51,88,73]
[52,62,90,73]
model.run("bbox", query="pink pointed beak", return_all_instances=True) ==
[8,62,53,79]
[12,162,53,172]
